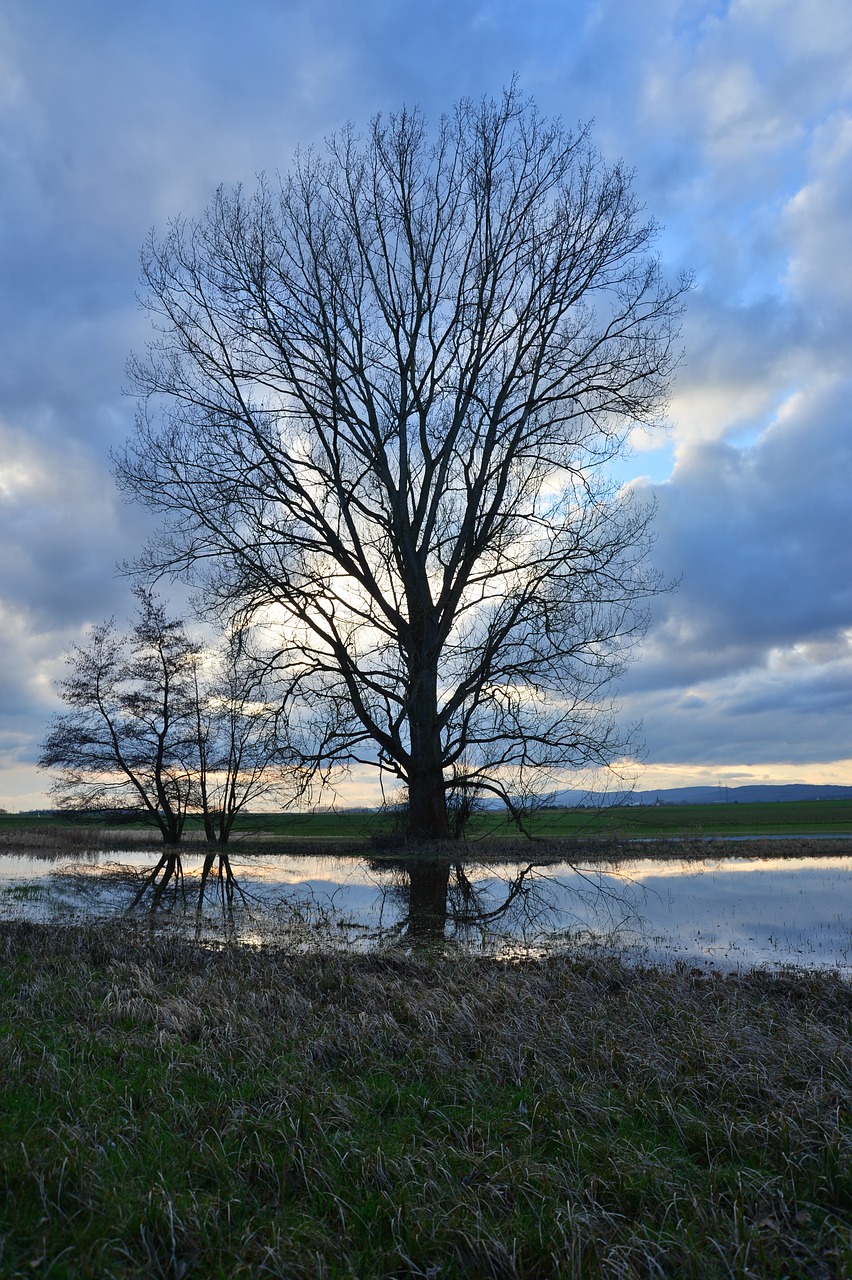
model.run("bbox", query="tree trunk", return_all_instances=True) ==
[405,859,450,941]
[406,662,450,840]
[161,809,182,845]
[153,810,181,845]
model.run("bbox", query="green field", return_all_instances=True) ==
[3,797,852,846]
[170,795,852,840]
[512,797,852,838]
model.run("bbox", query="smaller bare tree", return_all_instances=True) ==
[192,627,309,905]
[39,588,200,901]
[41,593,309,909]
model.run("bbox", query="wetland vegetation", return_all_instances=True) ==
[1,921,850,1278]
[2,811,851,1275]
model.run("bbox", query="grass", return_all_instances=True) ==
[205,799,852,840]
[549,798,852,838]
[5,798,852,849]
[1,921,850,1277]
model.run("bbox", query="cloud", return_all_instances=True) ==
[630,373,852,680]
[784,112,852,325]
[620,366,852,770]
[0,421,158,629]
[623,633,852,766]
[2,0,852,805]
[598,0,852,786]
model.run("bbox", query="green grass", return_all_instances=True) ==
[221,798,852,839]
[1,922,850,1277]
[511,797,852,838]
[3,797,852,853]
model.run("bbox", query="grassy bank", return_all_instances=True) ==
[190,796,852,839]
[4,797,852,847]
[1,923,850,1278]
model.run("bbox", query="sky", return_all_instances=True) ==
[1,0,851,809]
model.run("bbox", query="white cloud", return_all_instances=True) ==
[784,113,852,315]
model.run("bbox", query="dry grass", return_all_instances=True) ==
[0,920,850,1277]
[0,825,161,854]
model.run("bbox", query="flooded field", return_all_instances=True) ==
[1,845,851,972]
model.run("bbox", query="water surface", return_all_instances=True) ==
[1,848,850,972]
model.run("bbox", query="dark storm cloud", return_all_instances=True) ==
[624,642,852,767]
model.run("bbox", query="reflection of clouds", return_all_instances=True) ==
[615,858,852,969]
[604,856,852,882]
[2,850,852,970]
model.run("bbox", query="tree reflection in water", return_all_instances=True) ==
[372,856,628,948]
[118,847,632,952]
[403,858,451,942]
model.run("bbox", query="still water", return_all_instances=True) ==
[1,848,850,973]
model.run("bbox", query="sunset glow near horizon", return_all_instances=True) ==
[1,1,851,811]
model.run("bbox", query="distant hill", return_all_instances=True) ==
[546,783,852,808]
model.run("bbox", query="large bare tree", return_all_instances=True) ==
[117,87,686,839]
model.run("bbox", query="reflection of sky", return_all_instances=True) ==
[1,852,850,972]
[602,855,852,880]
[597,859,852,970]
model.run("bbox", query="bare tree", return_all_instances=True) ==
[192,626,309,905]
[40,592,309,904]
[117,86,686,840]
[39,588,199,869]
[192,627,302,847]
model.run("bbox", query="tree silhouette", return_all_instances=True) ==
[39,587,198,847]
[117,86,686,839]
